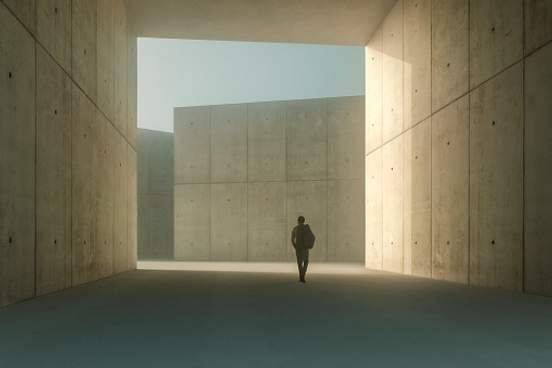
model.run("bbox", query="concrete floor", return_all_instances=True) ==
[1,269,551,367]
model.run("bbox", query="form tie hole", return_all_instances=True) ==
[446,62,450,68]
[491,240,495,245]
[491,26,495,32]
[492,120,496,126]
[8,71,13,79]
[8,236,13,244]
[54,239,57,245]
[54,7,58,14]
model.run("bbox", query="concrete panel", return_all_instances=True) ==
[146,131,174,194]
[382,136,404,273]
[404,0,431,128]
[114,0,128,136]
[286,181,328,262]
[365,28,383,153]
[328,179,364,262]
[286,99,327,180]
[72,0,97,102]
[92,113,114,281]
[71,84,96,286]
[248,182,286,261]
[0,5,36,306]
[525,43,552,296]
[127,34,137,147]
[210,183,247,261]
[127,145,137,269]
[469,63,523,291]
[112,131,128,274]
[137,130,149,194]
[328,96,364,180]
[92,198,113,280]
[97,0,114,121]
[403,118,431,278]
[174,107,210,184]
[211,104,247,182]
[36,46,72,296]
[431,96,469,283]
[382,0,403,141]
[138,194,174,259]
[36,0,71,72]
[525,0,552,55]
[3,0,35,33]
[432,0,468,112]
[247,101,286,182]
[174,184,210,261]
[470,0,523,88]
[365,149,382,270]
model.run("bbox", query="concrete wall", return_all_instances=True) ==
[174,96,365,262]
[138,129,174,259]
[0,0,137,307]
[365,0,552,296]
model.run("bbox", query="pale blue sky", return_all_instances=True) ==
[138,38,364,132]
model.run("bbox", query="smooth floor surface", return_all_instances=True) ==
[1,269,552,367]
[138,261,368,274]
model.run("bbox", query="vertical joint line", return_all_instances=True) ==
[34,39,38,297]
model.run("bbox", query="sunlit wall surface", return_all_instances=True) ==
[138,38,364,132]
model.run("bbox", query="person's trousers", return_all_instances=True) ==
[295,249,309,279]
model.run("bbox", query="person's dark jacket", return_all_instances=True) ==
[291,224,308,252]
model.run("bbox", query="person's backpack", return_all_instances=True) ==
[303,224,316,249]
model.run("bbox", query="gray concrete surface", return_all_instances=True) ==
[403,118,431,277]
[431,97,470,284]
[247,182,287,261]
[403,0,431,129]
[382,136,404,273]
[36,0,71,73]
[365,149,382,270]
[431,0,469,112]
[247,102,286,182]
[469,0,523,88]
[138,129,174,260]
[126,0,397,45]
[365,27,383,153]
[1,269,552,367]
[525,0,552,54]
[71,0,97,102]
[0,0,137,307]
[525,41,552,296]
[469,63,523,290]
[174,97,364,263]
[365,0,552,296]
[0,3,36,307]
[36,46,72,296]
[382,0,403,142]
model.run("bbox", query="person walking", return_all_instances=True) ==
[291,216,315,283]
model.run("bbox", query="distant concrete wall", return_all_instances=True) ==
[0,0,137,307]
[174,96,365,262]
[138,129,174,259]
[365,0,552,296]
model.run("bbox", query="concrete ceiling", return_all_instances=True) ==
[126,0,397,45]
